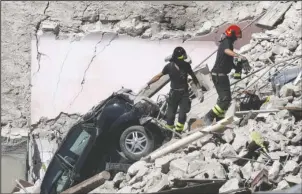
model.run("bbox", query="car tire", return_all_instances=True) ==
[119,125,155,161]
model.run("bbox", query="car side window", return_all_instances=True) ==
[69,130,91,156]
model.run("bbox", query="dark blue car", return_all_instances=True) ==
[40,88,171,194]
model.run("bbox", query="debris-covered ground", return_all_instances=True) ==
[88,2,302,193]
[2,1,302,193]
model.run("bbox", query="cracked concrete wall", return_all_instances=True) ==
[1,1,272,192]
[1,1,270,129]
[31,33,218,123]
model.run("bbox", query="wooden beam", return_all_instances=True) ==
[256,1,293,29]
[62,171,110,194]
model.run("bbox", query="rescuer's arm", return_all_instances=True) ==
[224,49,247,60]
[146,64,169,87]
[147,72,164,86]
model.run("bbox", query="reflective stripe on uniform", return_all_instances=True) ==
[165,124,174,129]
[264,96,270,103]
[234,73,241,78]
[212,104,225,117]
[175,122,184,131]
[177,55,184,60]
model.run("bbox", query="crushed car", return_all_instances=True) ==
[40,88,173,194]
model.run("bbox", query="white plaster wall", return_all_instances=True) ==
[31,33,217,123]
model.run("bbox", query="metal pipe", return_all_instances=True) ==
[235,109,280,115]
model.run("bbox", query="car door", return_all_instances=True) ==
[40,123,96,194]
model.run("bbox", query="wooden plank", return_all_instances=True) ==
[62,171,110,194]
[256,1,293,29]
[137,66,211,98]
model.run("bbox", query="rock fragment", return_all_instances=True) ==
[268,161,281,181]
[275,180,290,190]
[155,154,178,174]
[169,159,189,173]
[195,21,212,36]
[219,178,239,193]
[284,174,302,184]
[241,162,252,180]
[283,160,299,173]
[127,161,148,177]
[222,129,235,143]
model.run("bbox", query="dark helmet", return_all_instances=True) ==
[172,46,187,61]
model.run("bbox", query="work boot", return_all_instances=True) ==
[203,110,216,126]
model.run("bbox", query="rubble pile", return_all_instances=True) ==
[91,115,302,193]
[90,2,302,193]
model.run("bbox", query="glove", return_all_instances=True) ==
[242,60,251,73]
[233,73,242,79]
[196,88,204,103]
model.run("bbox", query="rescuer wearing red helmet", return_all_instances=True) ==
[203,24,251,125]
[147,47,204,133]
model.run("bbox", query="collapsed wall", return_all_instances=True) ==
[2,1,270,129]
[2,1,301,193]
[1,1,269,186]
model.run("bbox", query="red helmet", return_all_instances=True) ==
[225,25,242,38]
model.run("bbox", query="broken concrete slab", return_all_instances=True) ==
[183,150,205,163]
[283,160,299,173]
[241,162,253,180]
[187,160,207,175]
[232,133,249,153]
[284,174,302,184]
[89,181,117,193]
[280,84,295,98]
[195,21,212,36]
[275,180,290,190]
[155,154,178,174]
[286,146,302,156]
[219,178,239,193]
[113,172,126,188]
[127,161,149,177]
[268,161,281,181]
[129,166,149,185]
[291,133,302,145]
[169,159,189,174]
[222,129,235,143]
[117,185,132,193]
[144,174,169,193]
[219,143,238,159]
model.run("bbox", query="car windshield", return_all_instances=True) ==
[42,127,92,194]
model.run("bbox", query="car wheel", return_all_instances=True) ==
[119,125,155,161]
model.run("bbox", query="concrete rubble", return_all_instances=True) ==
[87,2,302,193]
[1,0,302,193]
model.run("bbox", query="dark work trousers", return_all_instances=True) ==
[166,89,191,126]
[212,74,232,111]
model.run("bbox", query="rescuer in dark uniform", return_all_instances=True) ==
[147,47,204,132]
[203,24,251,125]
